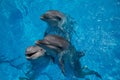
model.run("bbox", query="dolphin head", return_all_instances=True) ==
[25,45,46,60]
[40,10,66,27]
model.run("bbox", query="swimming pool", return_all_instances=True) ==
[0,0,120,80]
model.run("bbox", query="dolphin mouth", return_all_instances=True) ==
[26,52,36,57]
[26,51,37,59]
[40,15,48,20]
[25,51,46,60]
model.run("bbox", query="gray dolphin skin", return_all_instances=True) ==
[35,34,102,79]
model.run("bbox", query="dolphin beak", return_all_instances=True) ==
[26,56,31,59]
[40,16,43,19]
[40,15,45,20]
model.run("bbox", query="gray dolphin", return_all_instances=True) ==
[35,35,102,79]
[40,10,77,42]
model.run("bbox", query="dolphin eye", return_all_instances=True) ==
[40,48,43,51]
[55,16,62,21]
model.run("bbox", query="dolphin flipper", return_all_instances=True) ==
[81,66,102,79]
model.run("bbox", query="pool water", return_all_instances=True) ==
[0,0,120,80]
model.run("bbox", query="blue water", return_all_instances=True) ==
[0,0,120,80]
